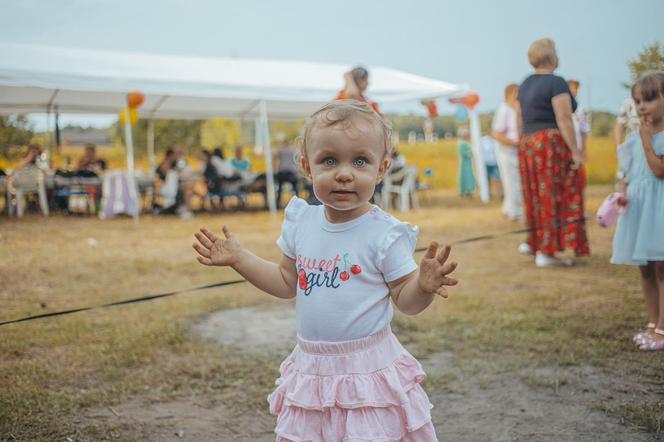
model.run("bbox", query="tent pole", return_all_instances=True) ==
[468,108,489,203]
[45,105,52,163]
[124,108,140,222]
[259,100,277,214]
[147,118,156,173]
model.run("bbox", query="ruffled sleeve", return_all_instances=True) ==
[617,133,636,179]
[276,196,308,259]
[377,222,419,282]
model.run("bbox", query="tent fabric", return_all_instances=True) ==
[0,43,466,119]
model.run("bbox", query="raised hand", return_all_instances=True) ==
[417,242,458,298]
[640,116,653,146]
[193,226,243,267]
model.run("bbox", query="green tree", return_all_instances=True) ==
[0,115,34,160]
[588,111,616,137]
[114,119,203,159]
[624,41,664,88]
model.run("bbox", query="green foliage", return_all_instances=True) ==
[624,41,664,89]
[201,118,241,148]
[0,115,34,159]
[588,112,616,137]
[387,113,495,140]
[113,119,203,158]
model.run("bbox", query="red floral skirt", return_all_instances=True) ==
[519,129,590,256]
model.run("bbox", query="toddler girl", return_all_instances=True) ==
[611,71,664,350]
[193,100,458,440]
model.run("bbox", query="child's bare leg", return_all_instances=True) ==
[640,262,660,337]
[653,262,664,341]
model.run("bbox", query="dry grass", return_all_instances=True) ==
[1,185,662,439]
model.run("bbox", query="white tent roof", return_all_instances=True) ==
[0,43,466,119]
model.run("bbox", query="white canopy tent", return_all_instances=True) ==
[0,43,487,214]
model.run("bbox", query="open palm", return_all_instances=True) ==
[193,226,242,267]
[418,242,458,298]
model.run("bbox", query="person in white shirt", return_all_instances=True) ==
[491,83,523,221]
[193,99,458,441]
[568,80,590,153]
[480,135,502,199]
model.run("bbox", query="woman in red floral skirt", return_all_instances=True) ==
[517,38,590,267]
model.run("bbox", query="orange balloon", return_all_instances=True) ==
[127,91,145,108]
[448,92,480,109]
[462,93,480,109]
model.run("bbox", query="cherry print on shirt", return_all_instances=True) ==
[298,267,308,290]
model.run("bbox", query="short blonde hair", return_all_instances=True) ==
[298,100,393,161]
[528,38,558,69]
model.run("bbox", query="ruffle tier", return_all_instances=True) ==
[268,330,437,442]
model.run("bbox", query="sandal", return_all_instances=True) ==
[639,328,664,351]
[633,322,656,345]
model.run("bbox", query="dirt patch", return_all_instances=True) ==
[79,305,653,441]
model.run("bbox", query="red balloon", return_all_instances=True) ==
[127,91,145,108]
[426,102,438,118]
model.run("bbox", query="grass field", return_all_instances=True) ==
[1,183,663,440]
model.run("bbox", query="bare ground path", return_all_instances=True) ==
[81,304,656,442]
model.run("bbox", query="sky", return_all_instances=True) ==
[1,0,663,129]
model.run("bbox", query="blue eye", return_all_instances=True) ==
[323,158,336,166]
[354,158,367,167]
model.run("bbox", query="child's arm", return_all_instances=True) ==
[617,179,628,207]
[640,119,664,178]
[193,226,298,299]
[388,242,458,316]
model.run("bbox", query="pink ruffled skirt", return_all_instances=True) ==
[267,326,438,441]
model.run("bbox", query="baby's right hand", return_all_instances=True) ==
[193,226,243,267]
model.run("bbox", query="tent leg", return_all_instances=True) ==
[147,118,156,173]
[124,108,140,223]
[259,101,277,214]
[468,109,489,204]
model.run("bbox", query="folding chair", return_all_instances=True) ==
[7,166,49,217]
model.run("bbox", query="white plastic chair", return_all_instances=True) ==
[381,166,419,211]
[7,166,49,217]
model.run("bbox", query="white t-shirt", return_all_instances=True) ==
[480,135,498,166]
[277,197,418,341]
[210,156,234,178]
[491,103,519,145]
[572,104,590,150]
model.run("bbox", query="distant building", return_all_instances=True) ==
[60,127,111,145]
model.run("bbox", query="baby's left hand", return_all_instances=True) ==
[418,242,458,298]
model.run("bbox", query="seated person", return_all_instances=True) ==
[230,145,254,185]
[198,149,220,194]
[74,144,105,177]
[274,139,300,207]
[211,147,243,192]
[17,144,42,170]
[210,147,233,178]
[154,148,193,218]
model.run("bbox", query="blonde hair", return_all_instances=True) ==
[528,38,558,69]
[298,100,393,162]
